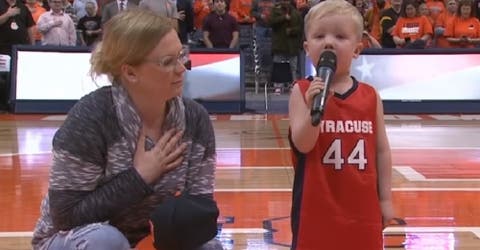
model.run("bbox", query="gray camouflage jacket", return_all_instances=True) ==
[32,84,216,249]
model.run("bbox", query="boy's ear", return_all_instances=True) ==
[303,41,309,56]
[353,41,363,59]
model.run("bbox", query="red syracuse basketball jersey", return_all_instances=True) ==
[289,78,383,250]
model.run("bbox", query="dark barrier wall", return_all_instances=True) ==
[305,48,480,114]
[9,46,245,114]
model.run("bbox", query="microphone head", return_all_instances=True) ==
[317,50,337,73]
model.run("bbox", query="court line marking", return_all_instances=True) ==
[271,117,286,148]
[384,227,480,238]
[0,228,270,238]
[41,114,480,121]
[215,188,480,192]
[394,166,427,181]
[41,115,67,121]
[2,227,479,238]
[0,232,32,237]
[216,147,480,150]
[392,187,480,191]
[0,151,52,157]
[218,166,290,170]
[395,166,479,182]
[218,166,480,182]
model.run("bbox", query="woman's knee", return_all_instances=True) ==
[76,224,130,250]
[50,223,130,250]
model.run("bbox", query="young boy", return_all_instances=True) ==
[288,0,395,249]
[77,0,102,46]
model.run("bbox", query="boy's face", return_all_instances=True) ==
[304,14,362,77]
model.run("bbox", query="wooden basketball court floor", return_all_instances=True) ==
[0,113,479,250]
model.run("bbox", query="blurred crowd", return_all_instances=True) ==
[2,0,479,54]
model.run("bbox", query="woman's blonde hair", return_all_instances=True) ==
[304,0,364,39]
[90,10,175,82]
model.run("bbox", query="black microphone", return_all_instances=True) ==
[311,50,337,126]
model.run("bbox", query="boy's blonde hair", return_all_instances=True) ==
[304,0,364,40]
[90,10,175,82]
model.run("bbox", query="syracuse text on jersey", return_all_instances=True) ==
[319,120,373,134]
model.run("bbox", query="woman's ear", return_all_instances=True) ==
[120,64,138,83]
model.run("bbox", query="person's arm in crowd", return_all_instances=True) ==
[77,19,86,45]
[386,25,395,34]
[363,31,382,48]
[202,17,213,48]
[79,32,87,46]
[203,30,213,48]
[379,15,395,34]
[37,14,62,34]
[392,36,405,46]
[467,37,480,44]
[67,17,77,46]
[0,6,20,25]
[91,27,102,35]
[229,30,239,48]
[420,33,431,41]
[446,37,462,43]
[27,26,35,44]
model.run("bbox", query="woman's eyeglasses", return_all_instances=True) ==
[144,47,190,71]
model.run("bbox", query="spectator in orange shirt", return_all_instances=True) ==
[229,0,255,23]
[192,0,212,46]
[419,1,434,25]
[444,0,480,47]
[392,0,433,48]
[25,0,46,44]
[434,0,457,48]
[426,0,445,24]
[365,0,388,41]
